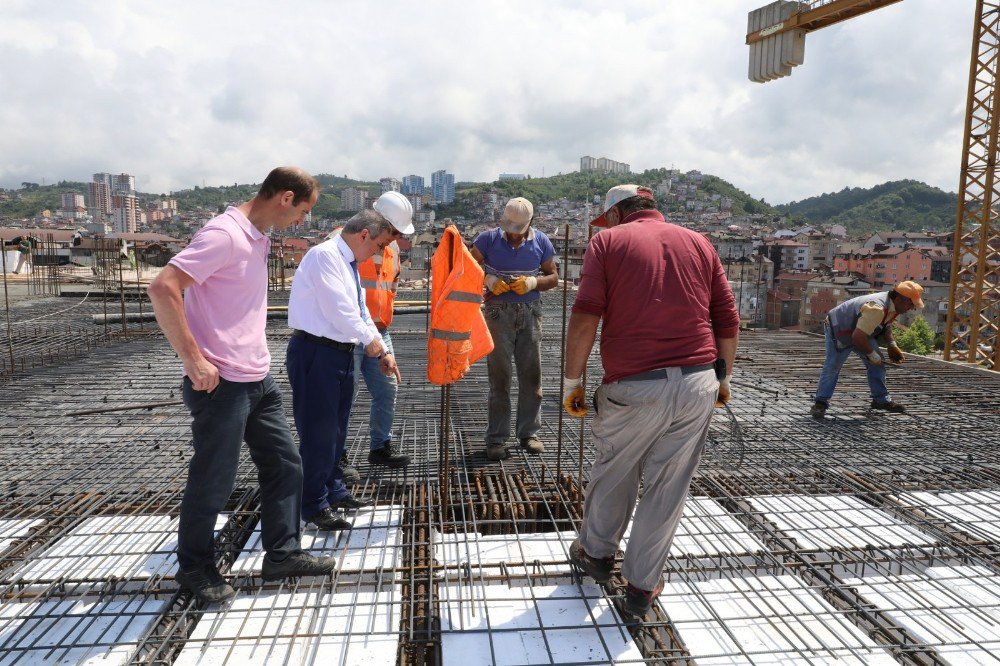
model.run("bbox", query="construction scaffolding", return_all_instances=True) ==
[1,278,1000,664]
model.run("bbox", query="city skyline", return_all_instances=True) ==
[0,1,967,204]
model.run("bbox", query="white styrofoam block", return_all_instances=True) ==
[231,506,401,574]
[844,565,1000,662]
[624,498,766,557]
[435,531,576,568]
[0,595,166,666]
[174,587,398,666]
[662,575,897,665]
[0,519,43,553]
[899,491,1000,541]
[14,514,228,584]
[435,497,764,569]
[746,495,935,550]
[439,581,644,665]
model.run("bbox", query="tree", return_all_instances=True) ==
[895,316,935,355]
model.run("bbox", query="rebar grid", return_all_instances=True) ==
[0,289,998,663]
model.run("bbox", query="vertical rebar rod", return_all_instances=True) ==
[557,223,570,478]
[577,223,593,515]
[118,245,127,336]
[1,248,13,371]
[135,248,144,331]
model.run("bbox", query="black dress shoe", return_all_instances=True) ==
[329,494,372,511]
[262,550,337,581]
[304,507,352,531]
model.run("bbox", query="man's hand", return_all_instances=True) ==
[563,377,588,417]
[365,338,386,357]
[485,274,510,296]
[716,374,732,407]
[185,355,221,393]
[887,343,904,364]
[510,276,537,295]
[867,350,884,367]
[379,353,401,381]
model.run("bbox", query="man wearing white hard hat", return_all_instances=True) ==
[471,197,559,461]
[327,191,415,476]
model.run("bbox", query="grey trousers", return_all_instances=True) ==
[484,300,543,445]
[579,367,717,591]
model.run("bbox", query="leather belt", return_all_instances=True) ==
[292,329,355,353]
[619,364,714,382]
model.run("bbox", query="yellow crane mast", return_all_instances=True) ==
[747,0,1000,369]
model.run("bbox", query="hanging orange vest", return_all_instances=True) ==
[328,228,398,329]
[428,225,494,385]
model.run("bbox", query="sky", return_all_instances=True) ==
[0,1,972,205]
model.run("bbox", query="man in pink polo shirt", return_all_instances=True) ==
[148,166,338,604]
[562,185,739,619]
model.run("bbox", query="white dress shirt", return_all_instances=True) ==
[288,236,383,346]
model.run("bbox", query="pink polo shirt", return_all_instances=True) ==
[573,210,739,384]
[169,207,271,382]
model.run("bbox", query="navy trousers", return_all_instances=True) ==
[286,335,355,517]
[177,375,302,571]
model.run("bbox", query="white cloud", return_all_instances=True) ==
[0,0,970,203]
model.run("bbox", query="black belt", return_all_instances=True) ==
[619,364,714,382]
[292,329,355,353]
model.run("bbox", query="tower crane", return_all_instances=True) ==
[747,0,1000,369]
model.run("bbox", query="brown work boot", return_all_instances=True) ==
[485,443,508,461]
[810,402,828,419]
[569,539,614,583]
[519,437,545,454]
[870,400,906,414]
[623,579,665,618]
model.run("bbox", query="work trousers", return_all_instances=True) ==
[352,331,397,450]
[286,335,355,517]
[178,374,302,571]
[579,368,717,591]
[484,300,543,445]
[814,322,890,405]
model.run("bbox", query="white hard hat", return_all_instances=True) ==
[373,191,415,234]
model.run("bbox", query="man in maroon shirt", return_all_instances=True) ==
[563,184,739,618]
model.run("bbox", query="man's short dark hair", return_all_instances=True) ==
[343,209,395,237]
[616,195,657,218]
[257,167,319,206]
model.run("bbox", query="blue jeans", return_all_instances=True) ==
[814,323,890,405]
[484,300,543,444]
[178,375,302,570]
[286,336,355,517]
[353,331,397,450]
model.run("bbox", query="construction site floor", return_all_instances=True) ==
[1,291,999,665]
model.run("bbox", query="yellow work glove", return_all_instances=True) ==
[510,276,537,295]
[716,375,732,407]
[866,350,884,367]
[887,342,904,364]
[563,377,588,417]
[484,274,510,296]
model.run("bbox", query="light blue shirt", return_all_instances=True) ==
[288,236,382,346]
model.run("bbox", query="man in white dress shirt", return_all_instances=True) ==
[286,210,400,530]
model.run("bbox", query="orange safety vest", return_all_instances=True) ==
[328,228,399,329]
[427,225,493,385]
[359,243,399,329]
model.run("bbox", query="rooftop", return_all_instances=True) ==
[1,282,999,664]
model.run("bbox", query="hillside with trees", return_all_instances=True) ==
[776,180,957,234]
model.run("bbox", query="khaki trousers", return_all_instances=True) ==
[579,367,717,591]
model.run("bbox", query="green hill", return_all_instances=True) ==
[776,180,957,234]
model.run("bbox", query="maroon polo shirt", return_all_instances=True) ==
[573,210,739,384]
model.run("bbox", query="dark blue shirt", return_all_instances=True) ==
[474,227,555,303]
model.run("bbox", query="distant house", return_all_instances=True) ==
[802,275,873,333]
